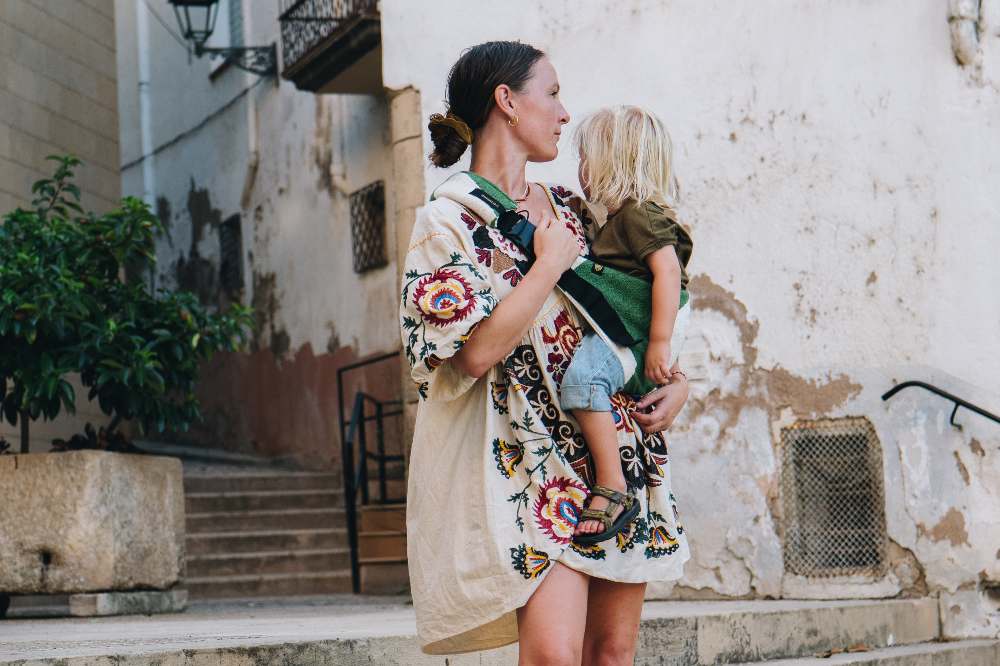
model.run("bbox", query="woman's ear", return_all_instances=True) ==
[493,84,516,120]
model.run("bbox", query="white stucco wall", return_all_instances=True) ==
[115,0,398,360]
[379,0,1000,637]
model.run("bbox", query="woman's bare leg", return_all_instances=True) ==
[573,410,627,535]
[581,578,646,666]
[517,562,590,666]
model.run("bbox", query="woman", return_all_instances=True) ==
[400,41,691,664]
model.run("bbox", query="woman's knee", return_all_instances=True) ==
[582,634,638,666]
[520,641,582,666]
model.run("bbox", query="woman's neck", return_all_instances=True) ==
[469,124,529,201]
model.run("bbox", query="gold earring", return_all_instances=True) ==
[508,115,519,127]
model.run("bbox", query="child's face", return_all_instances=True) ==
[577,152,591,200]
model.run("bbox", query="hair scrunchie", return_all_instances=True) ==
[429,111,474,145]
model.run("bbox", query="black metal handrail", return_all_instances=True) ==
[337,351,403,593]
[882,380,1000,430]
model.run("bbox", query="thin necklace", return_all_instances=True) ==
[513,181,531,203]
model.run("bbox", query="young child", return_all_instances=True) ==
[560,106,693,545]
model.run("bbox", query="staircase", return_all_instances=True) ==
[357,499,407,594]
[183,470,353,599]
[183,466,409,598]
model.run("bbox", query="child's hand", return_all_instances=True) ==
[644,340,672,385]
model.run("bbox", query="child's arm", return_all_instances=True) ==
[644,245,682,385]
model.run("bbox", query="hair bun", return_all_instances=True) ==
[428,112,472,168]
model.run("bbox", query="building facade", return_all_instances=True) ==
[114,0,999,639]
[1,0,120,451]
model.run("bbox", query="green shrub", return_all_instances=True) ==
[0,156,254,453]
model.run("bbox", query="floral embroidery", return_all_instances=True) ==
[550,185,574,200]
[511,543,551,580]
[533,476,588,545]
[492,438,523,479]
[412,268,476,327]
[490,381,509,415]
[615,516,650,553]
[540,310,582,384]
[503,344,591,485]
[570,541,607,560]
[461,211,479,230]
[502,267,523,287]
[610,393,637,434]
[470,226,525,287]
[644,511,680,558]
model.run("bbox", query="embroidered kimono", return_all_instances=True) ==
[400,172,690,655]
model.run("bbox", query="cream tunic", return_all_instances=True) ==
[400,173,690,655]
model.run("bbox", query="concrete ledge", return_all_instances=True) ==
[0,596,964,665]
[69,589,188,617]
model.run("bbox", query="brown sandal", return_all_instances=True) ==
[573,484,640,546]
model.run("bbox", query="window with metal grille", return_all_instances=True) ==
[218,214,243,296]
[780,417,888,578]
[349,180,387,273]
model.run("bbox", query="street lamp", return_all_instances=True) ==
[168,0,277,76]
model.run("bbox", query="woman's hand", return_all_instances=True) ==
[533,218,580,274]
[631,371,689,434]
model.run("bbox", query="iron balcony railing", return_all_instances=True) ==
[278,0,379,72]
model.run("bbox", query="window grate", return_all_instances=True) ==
[349,180,387,273]
[218,214,244,296]
[780,417,888,578]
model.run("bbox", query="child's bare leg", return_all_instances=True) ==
[573,409,627,535]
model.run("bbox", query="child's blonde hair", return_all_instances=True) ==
[574,105,679,211]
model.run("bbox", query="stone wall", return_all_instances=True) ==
[0,0,120,452]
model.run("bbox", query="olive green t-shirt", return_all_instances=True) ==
[588,200,693,287]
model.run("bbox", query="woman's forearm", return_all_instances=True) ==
[452,258,564,378]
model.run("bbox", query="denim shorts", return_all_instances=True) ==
[558,332,625,412]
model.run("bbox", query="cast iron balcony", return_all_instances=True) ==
[278,0,381,94]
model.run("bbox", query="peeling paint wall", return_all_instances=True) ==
[379,0,1000,638]
[114,1,403,469]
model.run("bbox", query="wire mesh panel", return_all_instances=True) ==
[349,180,387,273]
[780,417,888,578]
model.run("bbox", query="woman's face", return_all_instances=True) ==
[511,57,570,162]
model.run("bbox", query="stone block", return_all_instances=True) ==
[389,88,422,143]
[69,588,187,617]
[0,450,185,594]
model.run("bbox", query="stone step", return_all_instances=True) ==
[186,508,346,533]
[359,530,406,560]
[185,528,346,555]
[185,489,342,513]
[359,502,406,532]
[359,557,409,596]
[186,548,350,578]
[184,571,353,599]
[645,597,939,664]
[735,639,1000,664]
[363,477,406,502]
[183,473,341,493]
[2,598,979,664]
